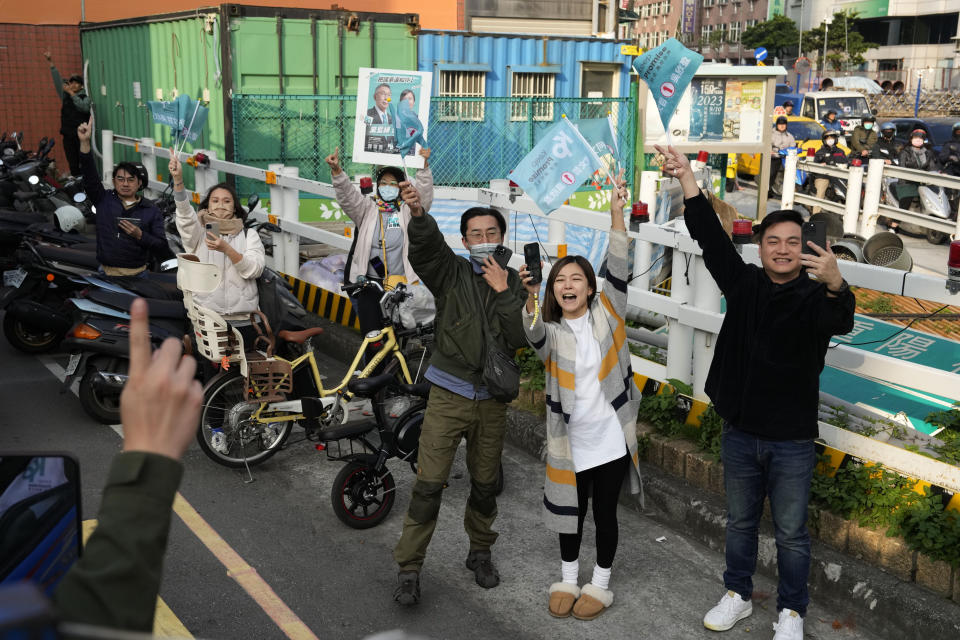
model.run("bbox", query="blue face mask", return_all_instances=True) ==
[378,185,399,202]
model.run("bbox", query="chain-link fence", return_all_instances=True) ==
[232,94,637,194]
[867,91,960,117]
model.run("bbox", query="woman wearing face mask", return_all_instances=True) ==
[812,130,848,214]
[169,152,265,339]
[894,129,940,215]
[325,146,434,335]
[519,171,642,622]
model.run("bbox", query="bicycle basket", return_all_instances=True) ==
[245,354,293,403]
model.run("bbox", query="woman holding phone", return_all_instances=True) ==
[169,151,265,334]
[519,171,642,621]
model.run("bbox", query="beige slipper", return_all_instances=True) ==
[572,583,614,620]
[548,582,580,618]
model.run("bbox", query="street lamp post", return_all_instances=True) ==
[823,15,833,76]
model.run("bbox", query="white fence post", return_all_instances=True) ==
[195,149,219,201]
[844,161,865,235]
[139,137,156,198]
[268,163,285,272]
[859,158,885,237]
[281,165,301,276]
[781,150,798,210]
[665,247,694,386]
[101,129,114,183]
[691,255,721,400]
[632,171,658,291]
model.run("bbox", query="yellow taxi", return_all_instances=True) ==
[737,115,849,178]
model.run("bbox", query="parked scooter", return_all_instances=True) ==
[881,162,954,244]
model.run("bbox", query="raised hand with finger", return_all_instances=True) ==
[325,147,342,176]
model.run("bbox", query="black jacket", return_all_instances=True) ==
[898,145,938,172]
[938,139,960,169]
[684,193,855,440]
[813,145,849,166]
[872,136,901,161]
[79,151,165,269]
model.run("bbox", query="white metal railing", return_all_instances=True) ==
[780,152,960,239]
[106,131,960,489]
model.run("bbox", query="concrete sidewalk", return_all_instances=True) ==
[311,319,959,640]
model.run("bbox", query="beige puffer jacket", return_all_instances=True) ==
[175,199,265,317]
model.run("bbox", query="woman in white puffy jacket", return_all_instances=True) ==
[169,152,265,331]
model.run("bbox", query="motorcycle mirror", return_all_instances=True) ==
[0,454,83,596]
[28,175,40,185]
[72,192,87,203]
[0,159,4,167]
[246,194,260,213]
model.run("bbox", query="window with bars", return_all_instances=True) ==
[746,18,758,28]
[704,0,715,6]
[702,24,714,39]
[659,0,670,14]
[729,21,741,42]
[651,2,660,16]
[437,70,486,121]
[510,72,555,121]
[641,3,650,18]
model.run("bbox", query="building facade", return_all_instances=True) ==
[696,0,768,63]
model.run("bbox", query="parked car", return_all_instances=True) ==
[884,117,956,155]
[774,83,803,109]
[799,91,873,133]
[737,116,849,179]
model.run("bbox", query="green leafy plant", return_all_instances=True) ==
[696,406,723,461]
[515,347,545,392]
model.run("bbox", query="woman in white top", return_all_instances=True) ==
[169,152,265,343]
[520,175,642,621]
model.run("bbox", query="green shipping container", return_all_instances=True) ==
[79,4,418,170]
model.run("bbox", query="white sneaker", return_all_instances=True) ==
[772,608,803,640]
[703,590,753,631]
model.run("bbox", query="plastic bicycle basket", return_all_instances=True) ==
[245,353,293,403]
[176,253,222,294]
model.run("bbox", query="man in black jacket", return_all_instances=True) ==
[656,145,854,640]
[43,50,90,177]
[77,121,165,275]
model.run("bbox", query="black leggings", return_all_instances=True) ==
[559,453,630,568]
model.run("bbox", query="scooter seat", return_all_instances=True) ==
[86,289,185,319]
[36,244,100,270]
[347,372,397,398]
[105,275,182,301]
[317,417,377,442]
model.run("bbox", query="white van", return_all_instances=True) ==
[799,91,873,133]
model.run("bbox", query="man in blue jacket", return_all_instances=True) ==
[77,121,165,275]
[657,144,854,640]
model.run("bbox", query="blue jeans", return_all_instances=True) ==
[721,424,816,616]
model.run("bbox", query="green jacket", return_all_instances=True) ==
[849,126,878,156]
[54,452,182,632]
[407,212,527,386]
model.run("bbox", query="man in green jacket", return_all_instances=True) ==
[392,180,527,605]
[848,115,878,159]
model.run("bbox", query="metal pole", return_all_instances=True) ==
[268,163,285,272]
[101,129,114,183]
[691,255,720,400]
[781,149,798,209]
[859,158,885,237]
[823,20,830,77]
[665,247,694,386]
[843,162,865,235]
[915,73,922,117]
[140,137,156,198]
[281,166,301,276]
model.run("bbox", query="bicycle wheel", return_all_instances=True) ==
[330,461,396,529]
[197,371,293,468]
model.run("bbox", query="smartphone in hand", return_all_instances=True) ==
[204,221,221,236]
[492,245,513,269]
[523,243,542,284]
[801,220,827,255]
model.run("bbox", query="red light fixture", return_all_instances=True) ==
[732,219,753,245]
[697,151,709,163]
[359,176,373,195]
[629,202,649,231]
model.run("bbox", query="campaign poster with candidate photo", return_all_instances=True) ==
[352,68,433,169]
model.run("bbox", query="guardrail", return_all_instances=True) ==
[104,130,960,494]
[780,152,960,239]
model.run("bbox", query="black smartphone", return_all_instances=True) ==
[369,255,385,278]
[801,220,827,255]
[117,217,141,229]
[523,243,542,284]
[492,245,512,269]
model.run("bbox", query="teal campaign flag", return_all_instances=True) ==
[390,101,427,154]
[632,38,703,137]
[509,118,603,215]
[147,94,209,144]
[574,117,620,185]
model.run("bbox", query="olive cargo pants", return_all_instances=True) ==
[393,385,506,572]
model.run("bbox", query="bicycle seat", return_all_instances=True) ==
[398,381,431,398]
[318,417,377,441]
[347,372,397,398]
[277,326,324,344]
